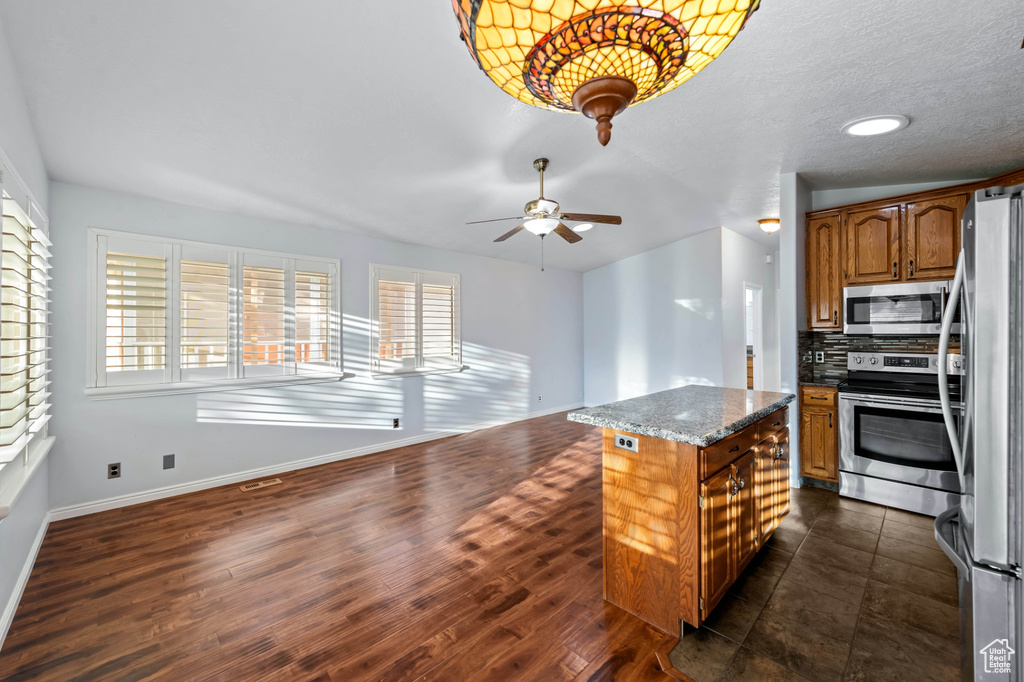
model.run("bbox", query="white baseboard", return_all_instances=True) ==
[49,402,583,522]
[0,511,50,651]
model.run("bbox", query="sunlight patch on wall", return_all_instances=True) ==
[674,298,717,321]
[422,342,530,432]
[195,315,403,429]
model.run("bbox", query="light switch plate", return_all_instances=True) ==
[613,433,639,453]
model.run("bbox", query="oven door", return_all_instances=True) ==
[843,281,961,335]
[839,393,962,493]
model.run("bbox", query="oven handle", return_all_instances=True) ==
[938,249,965,491]
[838,393,962,413]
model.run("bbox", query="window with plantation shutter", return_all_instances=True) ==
[295,269,332,366]
[370,265,461,377]
[105,252,167,372]
[87,229,343,398]
[242,265,286,369]
[1,191,51,469]
[180,259,229,370]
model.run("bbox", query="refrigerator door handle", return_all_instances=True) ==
[934,505,970,577]
[938,249,965,491]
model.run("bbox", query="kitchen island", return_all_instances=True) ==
[568,385,796,636]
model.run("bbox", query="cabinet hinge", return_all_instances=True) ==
[699,597,705,611]
[698,495,705,509]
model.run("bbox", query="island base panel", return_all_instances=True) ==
[601,428,699,636]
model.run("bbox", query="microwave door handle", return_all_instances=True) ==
[939,285,946,321]
[938,249,965,491]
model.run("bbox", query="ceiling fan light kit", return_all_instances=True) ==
[451,0,761,145]
[468,158,621,269]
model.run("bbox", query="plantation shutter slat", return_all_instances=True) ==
[421,284,455,361]
[0,195,52,463]
[104,252,167,373]
[243,265,286,366]
[295,270,330,365]
[181,259,230,369]
[377,279,416,364]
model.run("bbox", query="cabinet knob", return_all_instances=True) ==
[729,445,740,453]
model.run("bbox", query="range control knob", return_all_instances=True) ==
[869,357,878,365]
[854,356,863,364]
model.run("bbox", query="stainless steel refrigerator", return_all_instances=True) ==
[935,183,1023,681]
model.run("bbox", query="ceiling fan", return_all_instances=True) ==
[468,158,622,269]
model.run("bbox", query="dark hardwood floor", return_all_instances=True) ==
[0,412,678,681]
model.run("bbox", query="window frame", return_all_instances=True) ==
[369,263,464,379]
[0,153,54,520]
[86,228,346,399]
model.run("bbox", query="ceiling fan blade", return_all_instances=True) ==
[467,216,525,225]
[554,223,582,244]
[494,224,526,242]
[560,212,622,225]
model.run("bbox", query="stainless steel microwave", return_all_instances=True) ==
[843,280,961,335]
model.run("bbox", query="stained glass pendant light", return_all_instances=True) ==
[451,0,761,145]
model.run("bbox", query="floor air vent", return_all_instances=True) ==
[239,478,282,492]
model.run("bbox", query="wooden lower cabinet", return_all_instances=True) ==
[601,408,792,635]
[732,451,759,574]
[699,466,735,618]
[799,387,838,482]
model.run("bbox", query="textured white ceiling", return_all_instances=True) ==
[1,1,1022,271]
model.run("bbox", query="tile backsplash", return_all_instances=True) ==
[800,331,961,384]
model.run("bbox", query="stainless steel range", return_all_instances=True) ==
[838,351,964,516]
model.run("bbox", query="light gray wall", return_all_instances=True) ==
[779,172,811,483]
[48,182,584,510]
[582,226,782,407]
[810,178,981,211]
[0,20,50,650]
[721,227,779,391]
[583,228,724,406]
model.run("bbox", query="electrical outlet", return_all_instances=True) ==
[538,394,542,402]
[393,417,400,429]
[815,351,825,363]
[163,454,175,470]
[613,433,639,453]
[108,462,121,479]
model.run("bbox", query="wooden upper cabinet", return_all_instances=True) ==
[904,194,967,281]
[844,204,902,285]
[806,213,842,329]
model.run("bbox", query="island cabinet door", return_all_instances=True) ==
[732,451,759,575]
[774,429,791,519]
[755,441,777,542]
[700,466,735,619]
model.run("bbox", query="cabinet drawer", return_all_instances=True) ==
[701,427,759,480]
[800,386,836,407]
[756,407,788,441]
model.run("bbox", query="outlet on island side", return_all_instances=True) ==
[815,351,825,363]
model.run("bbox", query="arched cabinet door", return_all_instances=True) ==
[904,194,967,281]
[844,204,902,285]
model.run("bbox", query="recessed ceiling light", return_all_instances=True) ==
[758,218,781,234]
[841,115,910,137]
[572,223,594,232]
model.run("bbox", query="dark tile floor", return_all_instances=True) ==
[669,487,960,682]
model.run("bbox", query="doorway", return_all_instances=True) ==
[744,283,763,390]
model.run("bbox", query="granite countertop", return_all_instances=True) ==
[567,385,796,448]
